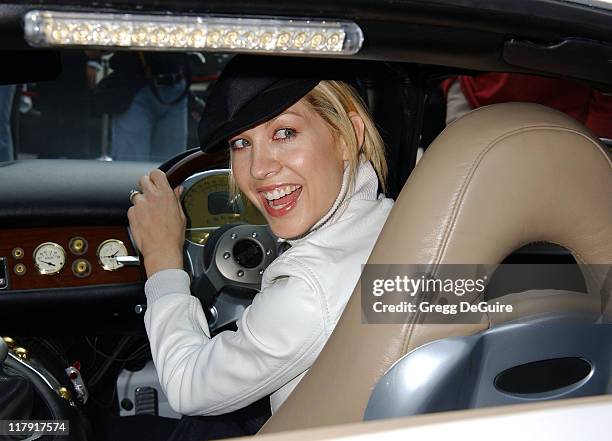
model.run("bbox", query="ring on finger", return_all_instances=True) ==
[129,189,142,204]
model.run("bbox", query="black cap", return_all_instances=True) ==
[198,55,349,153]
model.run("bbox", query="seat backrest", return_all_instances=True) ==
[259,102,612,433]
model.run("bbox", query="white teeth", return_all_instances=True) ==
[263,185,301,201]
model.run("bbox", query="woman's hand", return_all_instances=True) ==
[127,169,186,278]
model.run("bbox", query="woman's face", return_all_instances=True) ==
[230,99,347,239]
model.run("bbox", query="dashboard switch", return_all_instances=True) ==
[69,237,88,255]
[11,248,24,259]
[13,263,26,275]
[72,259,92,278]
[0,258,8,289]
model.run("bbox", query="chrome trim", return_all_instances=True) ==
[180,168,231,191]
[32,242,66,275]
[207,306,219,329]
[115,255,141,266]
[7,351,75,406]
[181,169,230,247]
[97,239,129,271]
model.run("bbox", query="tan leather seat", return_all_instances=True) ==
[259,102,612,433]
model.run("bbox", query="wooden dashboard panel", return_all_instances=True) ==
[0,226,144,290]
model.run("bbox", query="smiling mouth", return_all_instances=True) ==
[259,185,303,217]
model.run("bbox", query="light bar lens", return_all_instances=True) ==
[24,10,363,55]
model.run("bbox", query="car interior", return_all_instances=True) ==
[0,1,611,440]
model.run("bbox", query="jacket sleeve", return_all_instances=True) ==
[143,268,327,416]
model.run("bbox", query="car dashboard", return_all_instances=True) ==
[0,160,150,331]
[0,158,259,335]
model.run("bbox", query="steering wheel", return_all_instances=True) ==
[159,149,281,332]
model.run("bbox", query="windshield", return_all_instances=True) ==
[4,50,611,165]
[0,49,229,163]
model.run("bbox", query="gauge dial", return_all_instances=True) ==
[182,173,267,245]
[97,239,128,271]
[33,242,66,275]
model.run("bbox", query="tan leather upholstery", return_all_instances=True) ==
[259,103,612,433]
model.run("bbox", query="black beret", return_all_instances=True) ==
[198,55,349,153]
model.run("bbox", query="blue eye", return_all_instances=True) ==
[273,128,297,141]
[229,138,250,149]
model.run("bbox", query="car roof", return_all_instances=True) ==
[1,0,611,88]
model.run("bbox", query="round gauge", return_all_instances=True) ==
[33,242,66,275]
[182,172,267,245]
[97,239,128,271]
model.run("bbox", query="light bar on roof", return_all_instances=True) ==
[23,10,363,55]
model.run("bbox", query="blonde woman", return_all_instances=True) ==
[128,55,393,440]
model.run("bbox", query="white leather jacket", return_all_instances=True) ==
[143,160,393,415]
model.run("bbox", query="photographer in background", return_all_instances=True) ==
[88,51,190,162]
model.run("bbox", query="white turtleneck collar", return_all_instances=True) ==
[278,157,381,245]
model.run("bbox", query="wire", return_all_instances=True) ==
[87,336,133,387]
[83,335,152,411]
[86,343,152,409]
[85,336,149,363]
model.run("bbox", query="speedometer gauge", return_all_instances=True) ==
[33,242,66,275]
[182,171,266,245]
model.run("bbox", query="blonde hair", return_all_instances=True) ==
[304,80,387,193]
[229,80,387,197]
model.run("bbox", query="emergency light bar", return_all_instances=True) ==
[23,10,363,55]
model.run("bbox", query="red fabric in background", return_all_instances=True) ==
[441,73,612,138]
[585,90,612,138]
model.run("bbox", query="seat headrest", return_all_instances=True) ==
[371,102,612,266]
